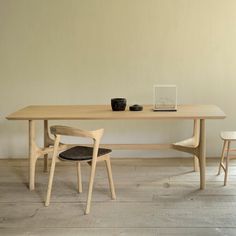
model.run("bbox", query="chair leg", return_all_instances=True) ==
[45,158,57,207]
[76,162,82,193]
[85,160,97,215]
[105,157,116,200]
[193,155,199,172]
[218,140,227,175]
[224,141,231,186]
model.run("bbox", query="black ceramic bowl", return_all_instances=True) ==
[111,98,127,111]
[129,104,143,111]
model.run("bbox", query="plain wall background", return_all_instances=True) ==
[1,0,236,158]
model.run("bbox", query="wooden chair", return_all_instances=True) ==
[173,119,200,172]
[217,131,236,186]
[45,125,116,214]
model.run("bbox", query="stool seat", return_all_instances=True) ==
[218,131,236,186]
[220,131,236,141]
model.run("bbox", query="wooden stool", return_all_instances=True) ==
[218,131,236,186]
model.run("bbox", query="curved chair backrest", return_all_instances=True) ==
[50,125,104,141]
[50,125,105,162]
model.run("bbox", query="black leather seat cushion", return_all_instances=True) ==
[59,146,112,161]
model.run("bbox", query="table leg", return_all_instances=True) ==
[198,119,206,190]
[29,120,37,190]
[193,155,199,172]
[29,120,54,190]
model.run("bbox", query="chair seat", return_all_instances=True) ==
[221,131,236,141]
[59,146,112,161]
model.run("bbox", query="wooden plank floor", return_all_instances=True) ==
[1,158,236,236]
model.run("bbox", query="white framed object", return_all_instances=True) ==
[153,84,177,111]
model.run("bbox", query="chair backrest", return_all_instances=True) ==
[50,125,104,141]
[50,125,104,160]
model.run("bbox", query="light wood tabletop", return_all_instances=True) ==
[7,104,226,120]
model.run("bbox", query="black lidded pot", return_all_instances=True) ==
[111,98,127,111]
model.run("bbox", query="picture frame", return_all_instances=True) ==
[153,84,177,111]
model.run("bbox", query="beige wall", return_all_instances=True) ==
[1,0,236,158]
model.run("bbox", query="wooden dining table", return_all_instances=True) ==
[6,104,226,191]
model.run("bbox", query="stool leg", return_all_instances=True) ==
[224,141,231,186]
[218,140,227,175]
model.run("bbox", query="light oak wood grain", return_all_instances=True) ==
[7,104,226,120]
